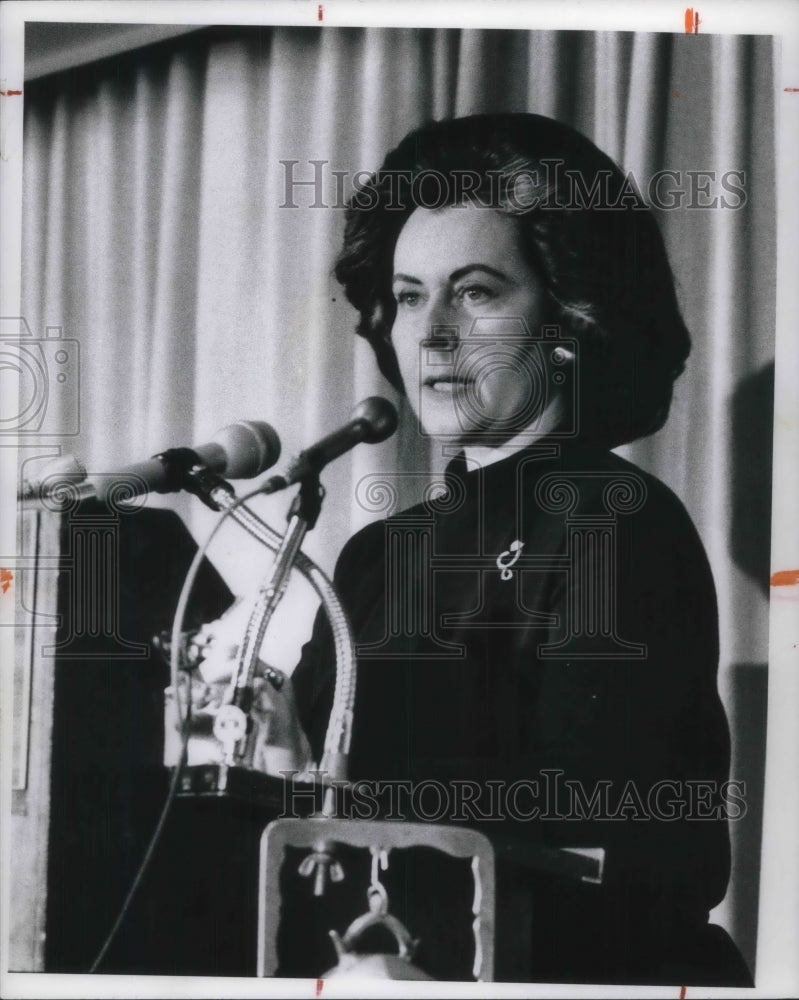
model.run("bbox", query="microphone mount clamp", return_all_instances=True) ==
[151,447,237,512]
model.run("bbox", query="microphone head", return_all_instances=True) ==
[213,420,281,478]
[350,397,399,444]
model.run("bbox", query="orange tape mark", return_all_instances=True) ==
[771,569,799,587]
[0,569,13,594]
[679,988,688,1000]
[317,4,323,20]
[0,89,23,96]
[316,979,324,996]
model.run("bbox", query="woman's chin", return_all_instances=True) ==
[418,419,502,449]
[412,389,478,442]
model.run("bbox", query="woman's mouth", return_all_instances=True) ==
[423,375,472,393]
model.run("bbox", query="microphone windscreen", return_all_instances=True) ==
[213,420,281,478]
[351,397,399,444]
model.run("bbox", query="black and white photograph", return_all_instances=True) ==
[1,2,797,996]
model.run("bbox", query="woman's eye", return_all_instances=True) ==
[395,289,422,307]
[457,284,495,305]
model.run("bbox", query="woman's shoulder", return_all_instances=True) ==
[336,490,442,556]
[542,444,699,528]
[332,515,391,584]
[331,486,461,585]
[564,448,716,596]
[514,443,713,583]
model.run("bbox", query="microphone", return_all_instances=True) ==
[265,397,398,491]
[93,421,281,502]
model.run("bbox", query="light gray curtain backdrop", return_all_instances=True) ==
[20,25,775,974]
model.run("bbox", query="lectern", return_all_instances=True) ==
[9,497,231,973]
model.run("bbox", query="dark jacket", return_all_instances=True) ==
[291,441,748,984]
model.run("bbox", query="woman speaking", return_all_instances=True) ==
[278,113,751,985]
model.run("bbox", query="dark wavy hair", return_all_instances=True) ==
[334,113,691,449]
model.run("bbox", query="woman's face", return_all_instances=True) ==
[391,204,559,448]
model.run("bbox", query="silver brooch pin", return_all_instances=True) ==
[496,539,524,581]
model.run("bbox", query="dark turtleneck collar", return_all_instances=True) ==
[442,437,594,498]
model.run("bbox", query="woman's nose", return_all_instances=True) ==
[420,293,460,350]
[421,325,459,351]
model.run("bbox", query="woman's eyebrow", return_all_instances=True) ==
[449,264,509,283]
[393,264,510,285]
